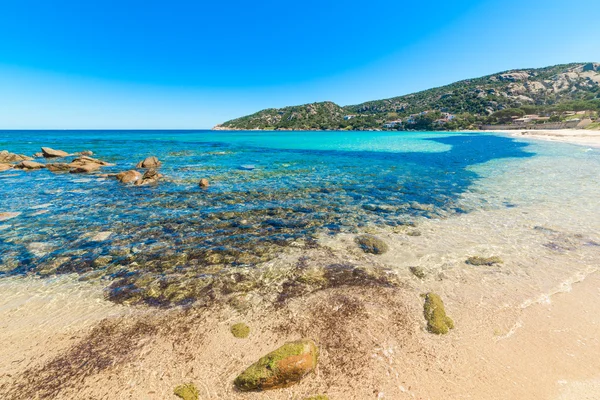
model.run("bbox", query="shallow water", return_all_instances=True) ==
[1,130,597,305]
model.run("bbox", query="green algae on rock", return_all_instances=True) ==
[174,383,199,400]
[409,266,426,279]
[465,256,503,266]
[304,396,329,400]
[423,292,454,334]
[231,322,250,339]
[234,339,318,391]
[355,234,389,255]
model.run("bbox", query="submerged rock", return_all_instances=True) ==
[423,292,454,334]
[0,212,21,221]
[231,322,250,338]
[409,266,426,279]
[355,234,389,255]
[199,178,209,188]
[465,256,503,266]
[173,383,199,400]
[116,170,142,184]
[41,147,69,158]
[234,339,318,391]
[15,160,46,170]
[136,156,161,169]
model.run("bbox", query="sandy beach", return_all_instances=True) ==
[494,129,600,148]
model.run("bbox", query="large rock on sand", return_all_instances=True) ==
[136,156,161,169]
[41,147,69,158]
[234,339,318,391]
[0,150,32,163]
[15,160,46,170]
[116,170,142,184]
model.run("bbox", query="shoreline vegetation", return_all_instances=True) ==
[214,62,600,133]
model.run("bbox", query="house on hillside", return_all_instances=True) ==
[383,120,402,128]
[343,115,356,120]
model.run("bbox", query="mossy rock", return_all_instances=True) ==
[231,322,250,339]
[409,266,426,279]
[465,256,503,266]
[423,292,454,335]
[304,396,329,400]
[355,235,389,255]
[234,339,318,391]
[174,383,199,400]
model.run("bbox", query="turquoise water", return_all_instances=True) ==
[0,130,534,304]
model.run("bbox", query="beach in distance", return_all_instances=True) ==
[1,129,599,399]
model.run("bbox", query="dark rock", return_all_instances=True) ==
[234,339,318,391]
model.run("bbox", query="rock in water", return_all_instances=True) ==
[116,170,142,184]
[355,234,389,254]
[234,339,318,391]
[135,168,163,185]
[0,150,33,163]
[199,178,209,188]
[46,163,72,172]
[423,292,454,334]
[173,383,199,400]
[136,156,161,169]
[79,150,94,156]
[15,161,46,170]
[41,147,69,158]
[0,212,21,221]
[70,163,101,173]
[0,164,12,172]
[231,323,250,338]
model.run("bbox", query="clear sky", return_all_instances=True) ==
[1,0,599,129]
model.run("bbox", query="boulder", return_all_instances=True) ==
[234,339,318,391]
[355,235,389,255]
[116,170,142,184]
[135,168,163,185]
[15,160,46,170]
[70,163,101,173]
[70,156,114,167]
[79,150,94,156]
[199,178,209,188]
[0,150,32,163]
[41,147,69,158]
[46,163,72,172]
[136,156,161,169]
[0,164,12,172]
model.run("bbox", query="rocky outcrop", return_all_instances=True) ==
[234,339,318,391]
[15,160,46,170]
[46,163,72,172]
[136,156,161,169]
[0,150,32,163]
[70,163,101,173]
[41,147,69,158]
[0,164,13,172]
[116,170,142,184]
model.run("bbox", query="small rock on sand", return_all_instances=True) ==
[234,339,318,391]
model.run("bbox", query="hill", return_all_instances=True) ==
[214,63,600,131]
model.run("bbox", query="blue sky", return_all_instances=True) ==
[0,0,598,129]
